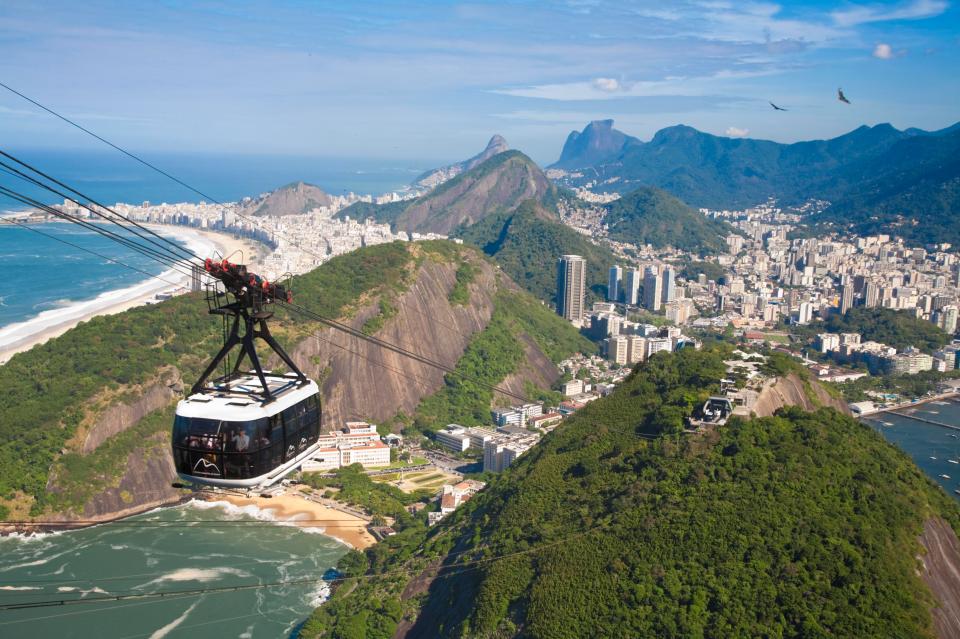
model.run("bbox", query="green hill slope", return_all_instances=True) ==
[459,199,619,304]
[300,348,960,639]
[604,186,733,255]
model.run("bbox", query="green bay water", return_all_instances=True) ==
[0,500,346,638]
[865,397,960,500]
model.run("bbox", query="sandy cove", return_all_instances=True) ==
[0,226,264,364]
[218,492,377,550]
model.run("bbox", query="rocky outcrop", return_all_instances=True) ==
[80,368,182,454]
[919,517,960,639]
[750,373,850,417]
[414,135,510,191]
[80,435,180,520]
[244,181,335,217]
[290,255,504,429]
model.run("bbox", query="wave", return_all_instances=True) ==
[147,599,200,639]
[137,566,252,590]
[183,499,334,538]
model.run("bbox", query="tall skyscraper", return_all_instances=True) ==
[840,284,854,314]
[643,266,662,311]
[624,268,641,306]
[864,281,879,308]
[661,267,676,304]
[608,266,622,303]
[557,255,586,324]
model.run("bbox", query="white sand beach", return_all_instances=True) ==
[0,226,265,364]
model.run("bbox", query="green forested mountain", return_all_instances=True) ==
[300,347,960,639]
[603,186,733,255]
[550,120,960,219]
[808,129,960,245]
[458,200,619,304]
[0,241,585,520]
[339,150,558,235]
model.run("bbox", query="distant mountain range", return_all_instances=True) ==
[412,134,510,190]
[550,119,960,208]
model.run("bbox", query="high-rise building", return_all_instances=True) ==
[665,298,694,325]
[797,301,813,325]
[643,266,662,311]
[604,335,629,365]
[864,281,879,308]
[661,268,676,304]
[556,255,586,324]
[190,264,203,293]
[608,266,622,303]
[624,268,641,306]
[936,305,959,334]
[840,284,854,314]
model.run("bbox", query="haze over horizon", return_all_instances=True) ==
[1,0,958,165]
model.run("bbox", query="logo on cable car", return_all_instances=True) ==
[193,458,221,475]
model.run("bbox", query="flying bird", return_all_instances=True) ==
[837,88,851,104]
[769,101,787,111]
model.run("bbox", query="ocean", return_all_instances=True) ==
[2,149,439,208]
[865,398,960,501]
[0,500,347,638]
[0,223,181,328]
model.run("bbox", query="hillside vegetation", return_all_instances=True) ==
[459,200,619,305]
[300,347,960,638]
[796,307,951,353]
[603,186,733,255]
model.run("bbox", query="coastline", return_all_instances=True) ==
[0,225,264,365]
[213,492,377,550]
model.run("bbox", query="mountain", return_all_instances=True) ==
[0,241,585,521]
[551,119,638,170]
[550,120,960,212]
[243,181,335,216]
[300,348,960,638]
[459,199,619,304]
[808,128,960,245]
[413,134,510,190]
[340,150,558,236]
[603,186,733,255]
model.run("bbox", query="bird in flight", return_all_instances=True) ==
[837,88,851,104]
[769,101,787,111]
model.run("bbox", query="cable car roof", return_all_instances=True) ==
[177,374,319,421]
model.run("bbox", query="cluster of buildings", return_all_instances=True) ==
[816,331,960,375]
[434,419,550,473]
[428,479,486,526]
[583,302,699,365]
[302,421,393,471]
[42,192,444,282]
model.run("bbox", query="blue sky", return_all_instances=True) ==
[0,0,957,165]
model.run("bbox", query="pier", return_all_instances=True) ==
[884,409,960,432]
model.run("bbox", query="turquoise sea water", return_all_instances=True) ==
[0,223,178,328]
[0,501,347,638]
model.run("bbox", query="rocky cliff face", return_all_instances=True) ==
[287,253,547,429]
[751,373,850,417]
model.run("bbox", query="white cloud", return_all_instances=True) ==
[831,0,948,27]
[725,126,750,137]
[873,43,894,59]
[591,77,622,92]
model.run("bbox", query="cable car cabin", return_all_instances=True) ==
[172,373,321,487]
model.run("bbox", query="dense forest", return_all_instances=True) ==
[300,347,960,639]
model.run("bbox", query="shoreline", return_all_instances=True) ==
[214,491,376,550]
[859,391,959,417]
[0,225,265,365]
